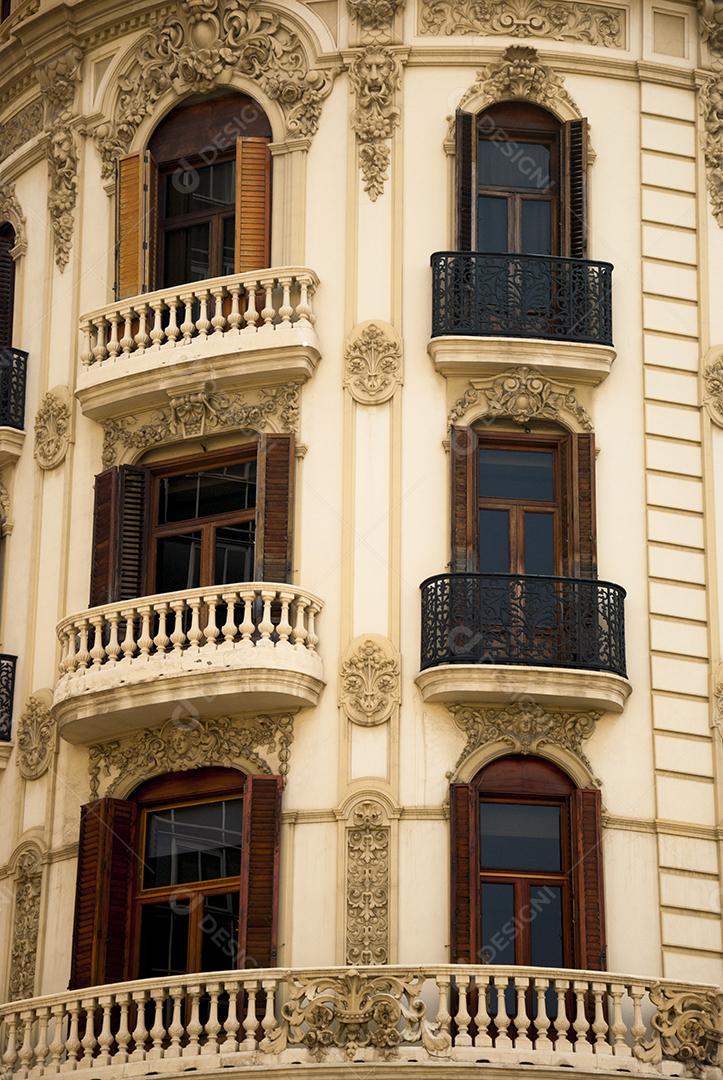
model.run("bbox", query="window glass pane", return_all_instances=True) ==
[477,195,508,253]
[222,216,236,277]
[215,523,256,584]
[163,224,210,287]
[155,532,201,593]
[138,900,190,978]
[478,448,554,502]
[480,882,515,964]
[480,802,561,872]
[165,161,236,218]
[478,509,509,574]
[521,200,552,255]
[201,893,240,971]
[158,461,257,525]
[524,512,555,575]
[530,884,564,967]
[144,798,243,889]
[478,139,551,190]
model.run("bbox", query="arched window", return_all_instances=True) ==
[115,91,272,299]
[69,768,282,988]
[0,223,16,348]
[450,756,605,970]
[455,103,588,258]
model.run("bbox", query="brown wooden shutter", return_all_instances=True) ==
[255,433,294,583]
[142,150,159,294]
[69,798,137,989]
[89,465,150,607]
[573,433,597,578]
[235,137,271,274]
[116,153,143,299]
[450,783,475,963]
[238,774,282,969]
[573,787,606,970]
[455,110,474,251]
[450,426,476,573]
[561,118,588,260]
[0,225,15,348]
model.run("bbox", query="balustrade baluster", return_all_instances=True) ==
[120,310,134,355]
[107,313,121,359]
[277,592,294,643]
[260,980,278,1045]
[513,976,532,1050]
[129,991,148,1061]
[18,1010,34,1077]
[170,600,187,652]
[205,983,222,1055]
[166,299,180,343]
[228,284,242,331]
[261,281,274,325]
[203,594,220,648]
[76,619,90,670]
[135,304,150,351]
[307,603,320,650]
[79,997,97,1066]
[148,988,166,1059]
[165,989,184,1058]
[211,289,226,335]
[64,1000,82,1071]
[221,979,240,1054]
[473,972,492,1048]
[92,318,108,363]
[573,981,590,1050]
[62,625,77,674]
[106,611,121,663]
[629,983,647,1054]
[434,974,451,1040]
[2,1012,19,1075]
[532,977,552,1051]
[553,979,573,1053]
[180,296,194,342]
[296,277,312,327]
[591,981,610,1053]
[182,987,202,1057]
[149,300,164,348]
[153,602,170,654]
[89,615,105,668]
[137,605,153,657]
[609,982,629,1056]
[48,1002,66,1072]
[187,597,203,649]
[195,291,211,338]
[278,277,293,324]
[454,975,471,1046]
[95,997,114,1067]
[115,996,131,1064]
[258,590,275,643]
[241,980,258,1050]
[492,976,512,1050]
[291,597,308,647]
[32,1006,50,1076]
[221,591,240,645]
[243,282,258,330]
[120,609,137,660]
[80,321,94,367]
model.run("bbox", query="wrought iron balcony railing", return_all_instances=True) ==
[0,347,27,430]
[420,573,626,678]
[0,653,16,741]
[431,251,613,346]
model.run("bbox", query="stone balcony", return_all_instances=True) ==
[76,268,320,421]
[53,582,324,743]
[1,964,720,1078]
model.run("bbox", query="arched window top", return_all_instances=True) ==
[475,753,575,797]
[148,91,272,165]
[477,100,561,136]
[130,765,247,805]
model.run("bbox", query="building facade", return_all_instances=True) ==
[0,0,722,1072]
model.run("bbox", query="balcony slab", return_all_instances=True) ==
[416,663,632,713]
[0,426,25,467]
[428,335,616,386]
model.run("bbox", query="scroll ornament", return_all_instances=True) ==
[454,45,580,126]
[634,984,723,1076]
[418,0,625,45]
[339,635,401,726]
[448,366,592,430]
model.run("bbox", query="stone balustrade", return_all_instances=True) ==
[53,583,325,741]
[1,965,720,1077]
[80,268,319,367]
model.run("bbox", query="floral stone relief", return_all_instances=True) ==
[699,2,723,225]
[17,692,56,781]
[339,635,401,726]
[348,46,403,200]
[448,366,593,430]
[418,0,625,45]
[34,388,72,470]
[346,800,390,965]
[7,849,43,1001]
[343,321,403,403]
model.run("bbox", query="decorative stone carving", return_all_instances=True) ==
[0,186,26,259]
[634,984,723,1076]
[0,100,43,165]
[700,0,723,57]
[261,967,452,1058]
[344,321,403,403]
[88,713,294,798]
[419,0,625,44]
[34,388,71,470]
[7,849,42,1001]
[348,46,403,200]
[102,382,300,466]
[340,635,401,726]
[448,366,593,430]
[348,0,405,36]
[449,700,600,777]
[346,800,390,964]
[703,350,723,424]
[94,0,337,180]
[0,481,12,536]
[701,72,723,226]
[39,49,83,272]
[17,692,56,780]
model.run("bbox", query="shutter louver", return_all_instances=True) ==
[450,783,475,964]
[238,774,282,968]
[455,110,474,251]
[573,787,606,970]
[450,426,476,572]
[69,798,137,989]
[235,137,271,274]
[0,226,15,348]
[574,433,597,578]
[89,465,150,607]
[256,434,294,583]
[562,118,588,260]
[116,153,143,300]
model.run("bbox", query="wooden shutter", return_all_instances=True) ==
[573,787,606,970]
[238,774,282,969]
[116,151,157,299]
[255,433,294,583]
[89,465,150,607]
[235,137,271,274]
[450,426,476,573]
[142,151,158,294]
[450,783,475,963]
[69,798,137,989]
[0,226,15,348]
[561,118,588,260]
[455,110,474,251]
[560,433,596,578]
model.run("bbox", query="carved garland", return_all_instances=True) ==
[94,0,337,181]
[102,382,300,467]
[16,693,56,781]
[448,366,593,430]
[418,0,625,45]
[88,713,295,798]
[343,321,403,404]
[348,47,403,201]
[38,48,83,272]
[339,636,401,727]
[449,700,600,780]
[703,350,723,425]
[634,984,723,1077]
[347,0,405,39]
[7,849,43,1001]
[0,100,44,166]
[346,800,390,965]
[699,3,723,226]
[0,186,27,258]
[34,389,71,470]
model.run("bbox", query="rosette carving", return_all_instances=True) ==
[449,366,592,430]
[339,635,401,726]
[348,47,403,200]
[344,321,403,403]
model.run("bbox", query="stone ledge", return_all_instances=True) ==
[428,335,616,386]
[0,426,25,467]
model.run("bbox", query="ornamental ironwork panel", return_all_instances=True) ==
[0,349,27,430]
[420,573,626,677]
[431,252,613,346]
[0,654,17,741]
